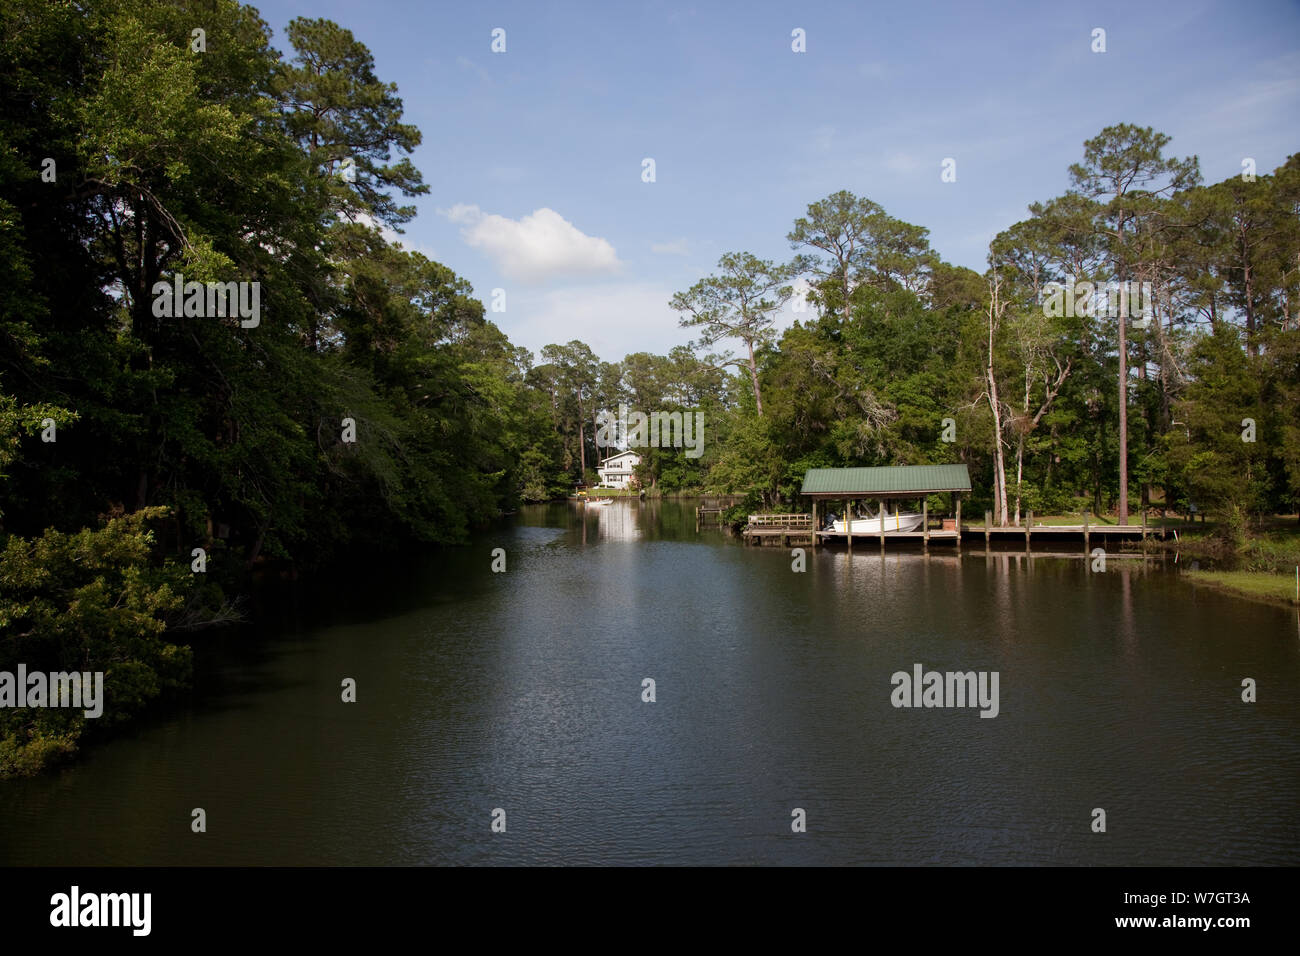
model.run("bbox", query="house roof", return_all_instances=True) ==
[599,450,641,465]
[800,464,971,497]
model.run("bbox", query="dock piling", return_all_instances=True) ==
[955,494,962,554]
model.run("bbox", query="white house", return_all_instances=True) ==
[597,450,641,489]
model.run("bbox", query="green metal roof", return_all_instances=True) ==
[800,464,971,496]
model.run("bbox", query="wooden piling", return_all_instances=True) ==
[1083,510,1090,554]
[985,511,991,550]
[922,498,929,552]
[955,494,962,554]
[1026,510,1033,553]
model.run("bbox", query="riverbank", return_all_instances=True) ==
[954,512,1300,609]
[568,487,743,500]
[1182,569,1300,608]
[1158,516,1300,609]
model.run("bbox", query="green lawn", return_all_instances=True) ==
[1184,569,1300,608]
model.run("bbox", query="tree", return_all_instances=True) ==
[789,191,937,320]
[670,252,799,416]
[788,190,882,323]
[540,341,600,480]
[980,273,1011,525]
[1069,124,1200,523]
[274,16,427,228]
[1165,326,1268,522]
[0,508,193,776]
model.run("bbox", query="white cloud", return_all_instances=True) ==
[650,238,690,255]
[496,279,812,363]
[441,204,621,282]
[500,282,681,361]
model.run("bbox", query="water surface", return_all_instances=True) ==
[2,500,1297,865]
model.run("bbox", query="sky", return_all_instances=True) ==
[250,0,1300,363]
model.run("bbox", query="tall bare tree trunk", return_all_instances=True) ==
[1117,295,1129,526]
[986,277,1008,525]
[576,393,586,476]
[990,371,1008,526]
[747,342,763,416]
[1243,259,1256,355]
[1009,375,1023,526]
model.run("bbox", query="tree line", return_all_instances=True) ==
[0,0,575,772]
[569,132,1300,535]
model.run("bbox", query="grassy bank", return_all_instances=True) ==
[1182,569,1300,608]
[571,487,744,499]
[1160,516,1300,609]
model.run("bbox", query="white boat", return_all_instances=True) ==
[831,508,923,534]
[587,497,614,506]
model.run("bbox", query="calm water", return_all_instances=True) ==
[2,500,1297,865]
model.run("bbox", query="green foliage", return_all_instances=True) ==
[1165,326,1270,517]
[0,0,575,771]
[0,507,193,776]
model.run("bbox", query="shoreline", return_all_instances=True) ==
[1179,569,1300,610]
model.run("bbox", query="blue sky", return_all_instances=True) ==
[252,0,1300,362]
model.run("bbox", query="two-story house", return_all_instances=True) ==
[596,450,641,489]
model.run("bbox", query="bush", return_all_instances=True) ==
[0,507,194,776]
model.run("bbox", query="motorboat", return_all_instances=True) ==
[830,506,923,534]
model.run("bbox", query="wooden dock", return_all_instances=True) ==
[747,462,1173,554]
[964,509,1168,552]
[741,513,815,546]
[815,529,960,542]
[741,507,1172,553]
[695,497,743,531]
[696,506,725,528]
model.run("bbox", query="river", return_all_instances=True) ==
[2,500,1297,865]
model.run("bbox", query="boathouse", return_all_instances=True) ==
[740,463,1165,551]
[801,464,971,549]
